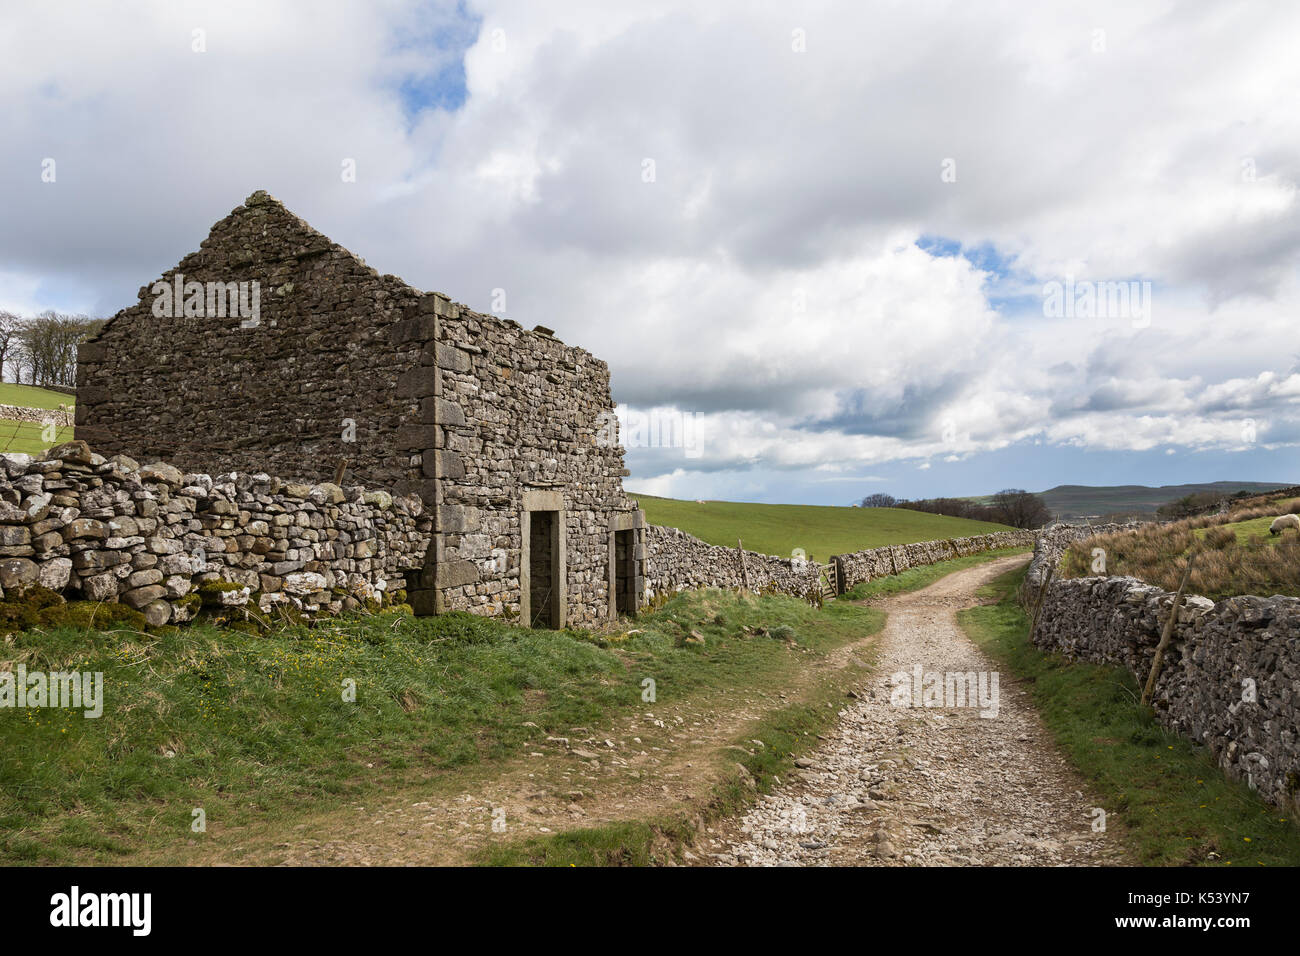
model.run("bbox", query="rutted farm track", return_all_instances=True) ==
[705,554,1129,866]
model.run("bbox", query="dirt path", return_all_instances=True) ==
[704,554,1128,866]
[148,596,880,866]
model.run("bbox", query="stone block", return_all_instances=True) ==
[438,559,480,588]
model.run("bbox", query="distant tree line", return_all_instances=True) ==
[0,311,105,388]
[858,488,1052,529]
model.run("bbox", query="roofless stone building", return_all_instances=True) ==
[76,191,646,625]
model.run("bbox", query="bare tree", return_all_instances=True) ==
[0,311,17,383]
[898,489,1051,528]
[13,312,104,387]
[991,488,1051,529]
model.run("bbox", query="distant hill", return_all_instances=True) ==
[1036,482,1294,520]
[628,493,1017,561]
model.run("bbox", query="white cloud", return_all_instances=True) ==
[1,0,1298,494]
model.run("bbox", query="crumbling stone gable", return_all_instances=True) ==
[76,191,425,490]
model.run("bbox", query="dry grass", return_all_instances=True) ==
[1060,497,1300,599]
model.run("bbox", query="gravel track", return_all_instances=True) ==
[708,554,1127,866]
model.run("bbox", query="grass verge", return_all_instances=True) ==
[474,666,869,866]
[0,588,879,864]
[959,564,1300,867]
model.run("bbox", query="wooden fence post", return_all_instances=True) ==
[1141,554,1196,708]
[1028,565,1054,640]
[737,538,751,592]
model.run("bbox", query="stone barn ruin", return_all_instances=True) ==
[76,191,646,626]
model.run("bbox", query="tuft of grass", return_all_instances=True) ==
[1060,502,1300,599]
[627,493,1017,563]
[960,565,1300,866]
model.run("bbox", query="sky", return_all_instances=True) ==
[2,0,1297,505]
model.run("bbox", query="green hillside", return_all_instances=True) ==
[1037,481,1293,519]
[0,382,75,410]
[629,493,1018,561]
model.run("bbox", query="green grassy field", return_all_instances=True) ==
[0,383,75,411]
[0,383,75,455]
[629,493,1016,562]
[0,420,75,456]
[960,565,1300,866]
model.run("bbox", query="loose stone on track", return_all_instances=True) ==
[710,554,1127,867]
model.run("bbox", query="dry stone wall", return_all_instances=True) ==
[832,530,1036,592]
[1021,522,1140,601]
[0,440,429,626]
[1032,574,1300,811]
[645,524,822,600]
[0,404,73,427]
[644,526,1036,603]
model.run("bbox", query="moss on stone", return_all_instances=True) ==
[198,579,250,594]
[34,601,149,632]
[197,579,253,608]
[0,586,68,633]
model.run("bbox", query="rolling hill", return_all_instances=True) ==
[1036,481,1294,519]
[628,493,1018,562]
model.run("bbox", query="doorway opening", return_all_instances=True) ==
[614,529,637,615]
[529,510,560,628]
